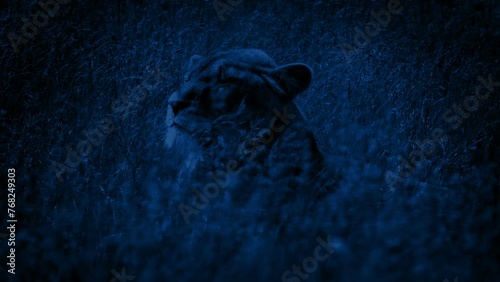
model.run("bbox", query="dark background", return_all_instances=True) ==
[0,0,499,281]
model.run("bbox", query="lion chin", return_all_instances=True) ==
[165,105,213,171]
[165,124,203,172]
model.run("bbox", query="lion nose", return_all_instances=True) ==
[168,100,191,116]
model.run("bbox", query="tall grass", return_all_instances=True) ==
[0,0,498,281]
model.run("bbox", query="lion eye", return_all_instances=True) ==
[219,77,238,84]
[218,65,226,80]
[217,64,239,84]
[185,91,197,100]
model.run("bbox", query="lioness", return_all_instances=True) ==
[166,49,330,204]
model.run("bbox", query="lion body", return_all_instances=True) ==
[166,49,330,203]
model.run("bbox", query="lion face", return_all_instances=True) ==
[165,49,313,150]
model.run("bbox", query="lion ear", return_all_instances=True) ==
[271,63,312,100]
[189,55,203,68]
